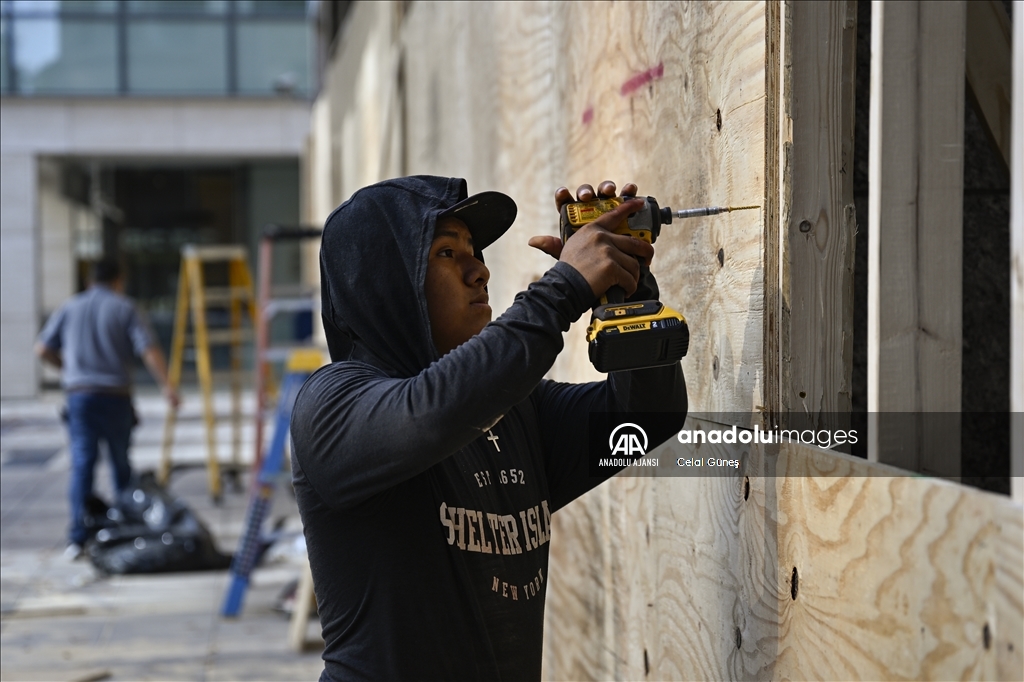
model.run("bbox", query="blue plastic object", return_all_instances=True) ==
[221,370,310,617]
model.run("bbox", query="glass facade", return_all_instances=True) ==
[0,0,313,97]
[15,17,118,93]
[128,20,226,94]
[237,20,308,95]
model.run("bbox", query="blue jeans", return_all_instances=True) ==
[66,392,135,545]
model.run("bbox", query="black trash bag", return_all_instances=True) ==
[81,493,117,539]
[87,473,232,575]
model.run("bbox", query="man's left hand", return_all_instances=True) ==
[528,180,639,259]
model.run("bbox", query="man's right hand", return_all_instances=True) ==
[528,182,654,300]
[34,342,63,369]
[142,345,181,410]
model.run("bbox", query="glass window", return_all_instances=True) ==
[58,1,117,14]
[235,1,307,17]
[13,16,117,93]
[1,16,9,92]
[10,1,117,15]
[127,20,226,94]
[8,0,57,16]
[236,18,310,96]
[3,0,316,97]
[127,0,227,15]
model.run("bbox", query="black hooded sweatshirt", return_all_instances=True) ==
[290,176,687,681]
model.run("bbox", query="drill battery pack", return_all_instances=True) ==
[586,300,689,373]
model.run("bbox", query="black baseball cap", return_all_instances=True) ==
[438,191,518,251]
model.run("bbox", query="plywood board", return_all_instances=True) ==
[543,425,1023,680]
[527,6,769,673]
[308,3,1023,680]
[402,0,767,414]
[867,0,966,476]
[402,2,567,366]
[555,1,768,412]
[779,0,857,423]
[1013,0,1024,504]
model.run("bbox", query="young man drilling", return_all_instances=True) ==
[290,176,687,680]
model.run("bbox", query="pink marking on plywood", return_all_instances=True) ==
[620,62,664,96]
[582,106,594,125]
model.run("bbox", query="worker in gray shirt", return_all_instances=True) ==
[35,258,180,559]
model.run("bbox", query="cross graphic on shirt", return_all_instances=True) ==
[486,430,501,452]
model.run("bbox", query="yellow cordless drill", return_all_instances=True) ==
[559,196,757,372]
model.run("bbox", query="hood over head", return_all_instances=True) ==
[319,175,516,377]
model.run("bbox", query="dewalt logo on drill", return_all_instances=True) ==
[586,300,689,372]
[564,198,624,228]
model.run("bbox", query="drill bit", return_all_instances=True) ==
[671,205,760,220]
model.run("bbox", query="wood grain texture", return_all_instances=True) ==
[301,1,405,316]
[402,0,768,412]
[402,2,569,363]
[867,0,919,422]
[526,2,771,676]
[763,0,782,423]
[772,446,1021,680]
[1014,3,1024,504]
[867,0,965,476]
[307,3,1023,679]
[915,1,965,474]
[780,0,856,424]
[543,423,1023,680]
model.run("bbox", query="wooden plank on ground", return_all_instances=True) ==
[867,0,965,477]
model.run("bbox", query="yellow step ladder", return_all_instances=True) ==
[160,244,258,502]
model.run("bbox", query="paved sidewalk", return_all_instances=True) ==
[1,389,324,681]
